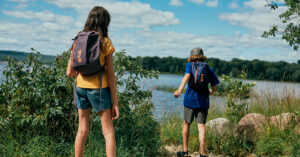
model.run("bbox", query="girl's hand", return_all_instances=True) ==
[112,103,119,120]
[173,89,181,98]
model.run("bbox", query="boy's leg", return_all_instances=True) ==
[75,109,91,157]
[183,120,190,153]
[99,109,116,157]
[198,124,206,156]
[195,108,208,156]
[182,107,194,155]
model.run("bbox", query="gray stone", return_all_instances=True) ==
[206,118,231,136]
[236,113,267,141]
[269,112,299,130]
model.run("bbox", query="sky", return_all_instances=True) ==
[0,0,299,62]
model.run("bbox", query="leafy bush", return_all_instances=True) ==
[0,49,162,156]
[222,72,255,124]
[0,49,76,142]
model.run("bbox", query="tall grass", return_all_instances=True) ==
[160,89,300,156]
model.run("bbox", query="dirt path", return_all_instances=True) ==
[164,145,226,157]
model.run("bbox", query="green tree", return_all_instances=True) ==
[262,0,300,50]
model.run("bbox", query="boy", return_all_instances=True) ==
[174,47,219,157]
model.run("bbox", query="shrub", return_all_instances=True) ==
[0,49,162,156]
[222,72,256,124]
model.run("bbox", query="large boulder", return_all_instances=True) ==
[236,113,267,140]
[294,123,300,135]
[206,118,231,136]
[269,113,299,130]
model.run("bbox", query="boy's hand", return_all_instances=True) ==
[209,89,214,95]
[173,89,181,98]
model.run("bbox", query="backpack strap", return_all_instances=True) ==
[73,72,79,110]
[99,70,104,111]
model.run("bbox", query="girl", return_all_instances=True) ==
[66,6,119,157]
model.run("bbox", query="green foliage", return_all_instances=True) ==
[262,0,300,50]
[255,126,300,156]
[160,113,183,145]
[206,132,253,156]
[112,50,161,156]
[222,72,256,124]
[0,49,76,142]
[0,49,162,156]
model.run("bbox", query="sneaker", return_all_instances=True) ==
[177,151,190,157]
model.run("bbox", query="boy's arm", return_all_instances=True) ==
[174,73,190,98]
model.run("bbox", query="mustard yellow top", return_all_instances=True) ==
[76,38,115,89]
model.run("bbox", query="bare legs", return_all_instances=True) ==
[75,109,116,157]
[183,120,190,153]
[198,124,206,156]
[100,109,116,157]
[75,109,91,157]
[182,121,206,156]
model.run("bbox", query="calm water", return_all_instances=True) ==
[1,62,299,119]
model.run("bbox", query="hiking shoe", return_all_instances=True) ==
[177,151,190,157]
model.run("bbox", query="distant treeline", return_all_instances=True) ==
[130,56,300,82]
[0,50,56,63]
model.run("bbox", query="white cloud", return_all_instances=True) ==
[229,1,238,9]
[219,0,287,33]
[44,0,180,29]
[15,3,28,8]
[8,0,28,3]
[3,10,74,25]
[169,0,183,7]
[206,0,218,8]
[188,0,205,5]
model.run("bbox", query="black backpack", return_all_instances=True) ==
[188,62,210,92]
[72,31,104,75]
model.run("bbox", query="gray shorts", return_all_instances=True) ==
[184,107,208,124]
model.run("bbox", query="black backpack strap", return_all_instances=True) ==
[99,70,104,111]
[73,72,79,110]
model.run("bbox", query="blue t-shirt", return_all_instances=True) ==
[183,62,220,109]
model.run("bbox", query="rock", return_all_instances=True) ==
[295,123,300,135]
[164,145,183,155]
[236,113,267,141]
[206,118,231,136]
[269,113,299,130]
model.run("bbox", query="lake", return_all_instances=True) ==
[1,62,300,119]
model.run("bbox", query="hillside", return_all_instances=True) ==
[0,50,56,63]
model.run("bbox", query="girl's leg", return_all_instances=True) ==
[99,109,116,157]
[75,109,91,157]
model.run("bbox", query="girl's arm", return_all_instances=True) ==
[66,53,76,77]
[106,54,119,120]
[174,73,190,98]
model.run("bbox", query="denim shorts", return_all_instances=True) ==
[75,87,112,112]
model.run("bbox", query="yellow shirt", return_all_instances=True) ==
[76,38,115,89]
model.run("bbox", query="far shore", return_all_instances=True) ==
[160,72,300,84]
